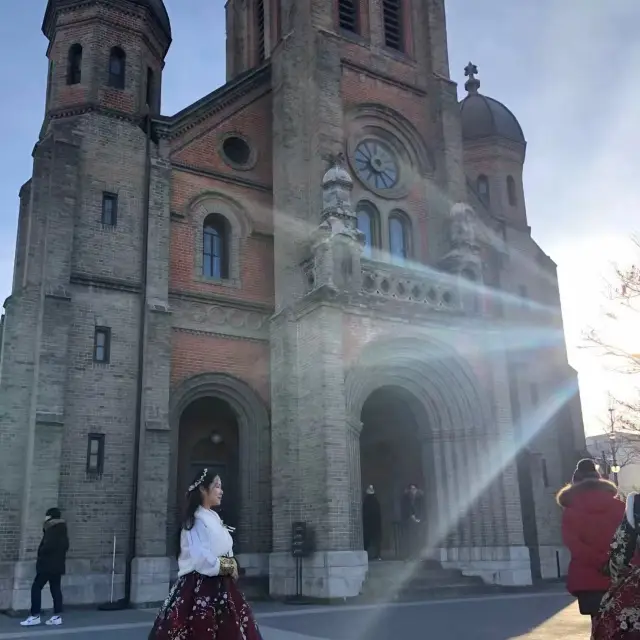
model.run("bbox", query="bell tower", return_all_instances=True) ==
[268,0,469,599]
[0,0,174,611]
[42,0,171,121]
[225,0,280,80]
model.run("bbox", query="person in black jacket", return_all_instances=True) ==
[362,485,382,560]
[400,484,425,561]
[20,508,69,628]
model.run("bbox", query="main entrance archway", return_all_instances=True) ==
[346,335,497,561]
[360,386,431,558]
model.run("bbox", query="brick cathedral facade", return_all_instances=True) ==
[0,0,586,609]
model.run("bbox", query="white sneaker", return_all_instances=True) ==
[20,615,41,626]
[46,615,62,626]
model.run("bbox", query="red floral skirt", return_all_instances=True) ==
[593,569,640,639]
[148,572,263,640]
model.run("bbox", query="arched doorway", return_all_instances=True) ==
[177,397,240,545]
[169,373,272,556]
[360,386,432,559]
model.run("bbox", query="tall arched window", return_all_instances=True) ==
[338,0,359,33]
[203,214,230,279]
[356,203,380,258]
[108,47,126,89]
[67,44,83,85]
[146,67,155,107]
[507,175,518,206]
[389,212,410,262]
[383,0,403,51]
[477,174,490,205]
[256,0,266,63]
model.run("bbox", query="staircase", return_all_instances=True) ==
[360,559,488,602]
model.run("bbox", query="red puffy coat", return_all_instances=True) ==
[557,478,625,594]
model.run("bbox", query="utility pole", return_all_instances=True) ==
[608,407,621,487]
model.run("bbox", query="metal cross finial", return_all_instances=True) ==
[464,62,480,94]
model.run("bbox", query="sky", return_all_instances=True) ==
[0,1,638,436]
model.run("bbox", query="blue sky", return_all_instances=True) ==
[1,1,638,435]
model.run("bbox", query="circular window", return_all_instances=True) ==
[222,136,252,167]
[353,139,399,190]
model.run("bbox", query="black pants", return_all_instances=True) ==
[364,530,381,559]
[576,590,606,617]
[402,521,421,559]
[31,573,63,615]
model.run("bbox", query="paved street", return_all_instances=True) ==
[0,592,591,640]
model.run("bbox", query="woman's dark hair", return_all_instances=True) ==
[572,458,600,484]
[174,468,217,558]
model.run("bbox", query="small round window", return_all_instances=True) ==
[222,136,252,167]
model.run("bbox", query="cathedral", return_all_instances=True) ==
[0,0,586,610]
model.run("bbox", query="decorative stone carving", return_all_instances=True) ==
[171,298,269,341]
[306,158,365,293]
[449,202,480,251]
[439,203,485,313]
[360,262,461,312]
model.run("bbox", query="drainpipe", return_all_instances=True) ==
[125,111,153,605]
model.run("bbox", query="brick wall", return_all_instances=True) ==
[171,331,270,405]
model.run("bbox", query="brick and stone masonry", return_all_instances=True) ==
[0,0,586,609]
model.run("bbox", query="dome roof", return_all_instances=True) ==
[43,0,172,41]
[459,63,525,144]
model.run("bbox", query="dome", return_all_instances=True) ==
[43,0,172,41]
[459,63,525,144]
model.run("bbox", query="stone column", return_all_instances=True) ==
[428,436,449,551]
[130,142,173,605]
[269,306,367,599]
[347,419,363,551]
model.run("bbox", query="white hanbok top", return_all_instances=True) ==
[177,507,234,578]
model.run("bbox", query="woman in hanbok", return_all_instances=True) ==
[593,493,640,639]
[148,469,263,640]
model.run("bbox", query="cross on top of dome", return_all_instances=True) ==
[464,62,481,94]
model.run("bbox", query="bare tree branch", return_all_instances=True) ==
[581,237,640,374]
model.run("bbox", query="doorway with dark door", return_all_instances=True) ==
[178,396,241,550]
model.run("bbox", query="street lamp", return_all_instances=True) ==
[609,429,620,487]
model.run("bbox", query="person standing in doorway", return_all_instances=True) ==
[401,484,425,561]
[20,508,69,627]
[363,485,382,560]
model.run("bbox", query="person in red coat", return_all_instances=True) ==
[557,458,625,619]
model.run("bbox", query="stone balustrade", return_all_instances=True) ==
[361,260,465,313]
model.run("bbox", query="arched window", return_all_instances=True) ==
[388,212,410,262]
[256,0,265,63]
[383,0,403,51]
[338,0,358,33]
[146,67,155,107]
[108,47,126,89]
[507,175,518,206]
[356,203,380,258]
[67,44,82,85]
[477,174,490,205]
[203,214,230,279]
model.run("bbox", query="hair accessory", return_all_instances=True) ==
[188,468,208,493]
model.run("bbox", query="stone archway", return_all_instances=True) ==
[177,397,241,538]
[168,373,271,555]
[345,336,499,560]
[360,385,433,558]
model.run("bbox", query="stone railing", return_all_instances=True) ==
[361,259,465,313]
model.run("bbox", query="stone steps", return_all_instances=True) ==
[361,560,487,601]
